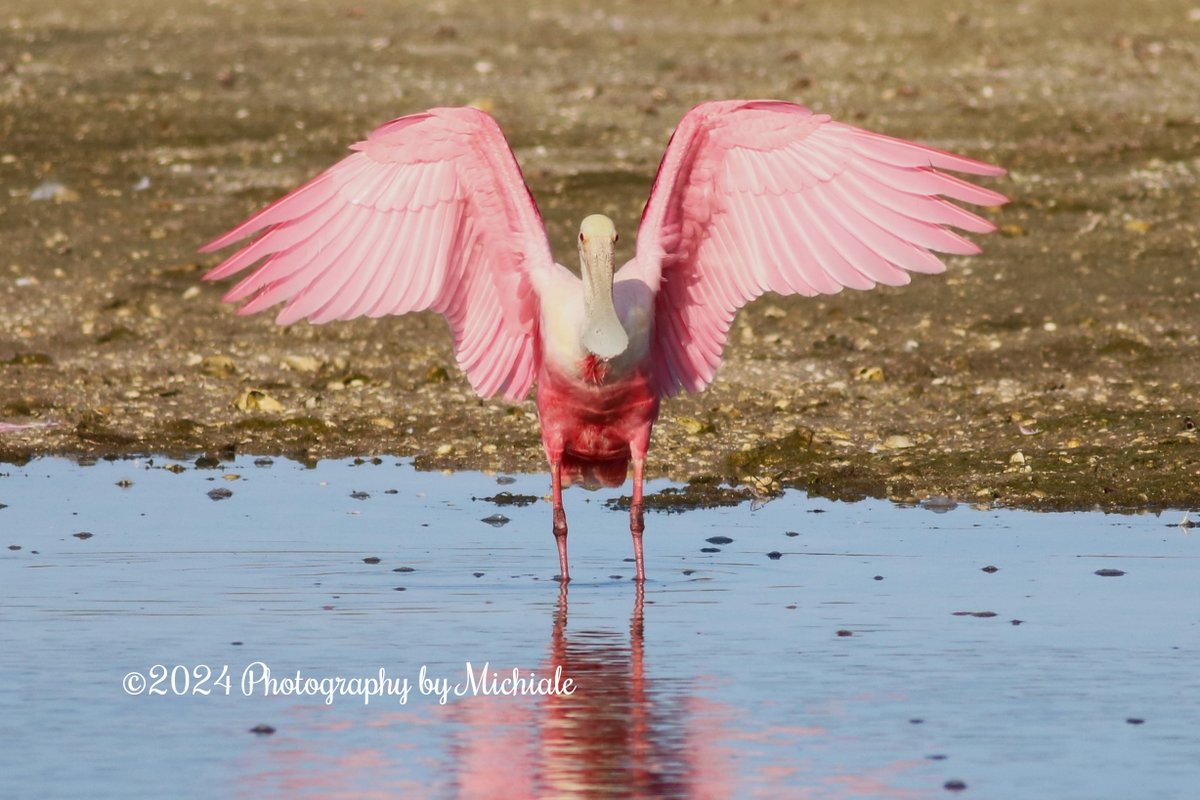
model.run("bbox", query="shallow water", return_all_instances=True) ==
[1,457,1197,799]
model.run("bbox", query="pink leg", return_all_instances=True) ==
[630,457,646,582]
[551,460,570,583]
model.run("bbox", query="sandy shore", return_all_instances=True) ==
[1,0,1197,508]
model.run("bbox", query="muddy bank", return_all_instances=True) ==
[1,0,1198,509]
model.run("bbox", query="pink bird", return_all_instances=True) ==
[202,100,1007,583]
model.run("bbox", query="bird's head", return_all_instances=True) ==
[578,214,618,254]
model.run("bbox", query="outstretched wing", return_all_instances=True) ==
[631,100,1008,397]
[202,107,554,402]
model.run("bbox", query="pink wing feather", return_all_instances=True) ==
[632,100,1008,397]
[202,107,553,402]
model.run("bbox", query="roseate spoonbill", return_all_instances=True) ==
[202,100,1007,582]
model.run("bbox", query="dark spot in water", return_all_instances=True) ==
[785,531,800,537]
[253,457,274,467]
[909,718,923,724]
[249,724,275,735]
[73,531,93,540]
[322,605,334,610]
[116,479,133,489]
[786,604,797,610]
[350,491,370,500]
[701,547,721,553]
[384,489,398,494]
[927,754,947,761]
[981,565,999,573]
[1126,718,1145,725]
[473,572,484,578]
[874,575,884,581]
[623,558,635,563]
[706,536,733,545]
[944,780,967,792]
[481,514,510,527]
[231,641,243,646]
[767,551,783,560]
[495,475,517,485]
[362,557,381,564]
[807,509,826,514]
[194,456,221,469]
[836,630,853,637]
[1011,619,1024,626]
[393,586,406,591]
[207,488,233,501]
[7,544,20,551]
[393,566,414,573]
[1095,568,1125,577]
[609,575,622,580]
[607,476,753,513]
[164,463,186,474]
[682,569,696,576]
[480,492,538,507]
[953,611,997,618]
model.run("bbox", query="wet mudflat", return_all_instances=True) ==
[2,457,1197,798]
[1,0,1199,507]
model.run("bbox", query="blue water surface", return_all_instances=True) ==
[1,456,1197,799]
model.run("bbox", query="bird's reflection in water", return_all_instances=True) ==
[449,584,732,799]
[236,587,927,798]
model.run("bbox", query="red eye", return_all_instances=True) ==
[614,234,619,242]
[579,233,585,242]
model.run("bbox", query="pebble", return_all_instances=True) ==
[706,536,733,544]
[207,488,233,501]
[249,724,276,735]
[481,514,510,527]
[362,557,381,564]
[766,551,783,560]
[920,496,958,512]
[1094,569,1126,577]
